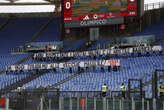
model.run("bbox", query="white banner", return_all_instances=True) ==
[33,45,162,59]
[6,60,120,71]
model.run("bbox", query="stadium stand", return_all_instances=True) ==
[0,18,60,94]
[20,54,164,98]
[134,19,164,38]
[1,2,164,109]
[0,54,29,71]
[36,18,61,42]
[1,33,164,98]
[13,17,164,98]
[1,36,164,99]
[65,40,87,51]
[0,18,50,54]
[0,37,92,95]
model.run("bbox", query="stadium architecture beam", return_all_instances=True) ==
[61,0,65,40]
[0,0,61,17]
[0,0,61,5]
[0,3,54,5]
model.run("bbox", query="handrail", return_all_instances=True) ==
[0,17,13,31]
[152,34,164,45]
[3,89,145,99]
[0,54,33,74]
[51,70,86,88]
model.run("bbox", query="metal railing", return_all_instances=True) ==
[0,90,147,110]
[2,90,143,98]
[1,90,164,110]
[4,96,164,110]
[58,97,163,110]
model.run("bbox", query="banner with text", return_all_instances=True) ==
[6,60,120,71]
[33,45,162,59]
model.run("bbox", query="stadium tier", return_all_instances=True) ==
[19,55,163,98]
[1,33,164,97]
[134,19,164,38]
[35,18,61,42]
[0,18,60,54]
[0,38,88,91]
[0,54,30,71]
[0,37,164,97]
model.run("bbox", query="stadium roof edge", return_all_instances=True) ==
[0,2,60,5]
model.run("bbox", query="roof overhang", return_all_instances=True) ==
[0,0,61,14]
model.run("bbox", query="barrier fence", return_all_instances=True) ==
[3,90,143,98]
[0,89,156,110]
[3,96,164,110]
